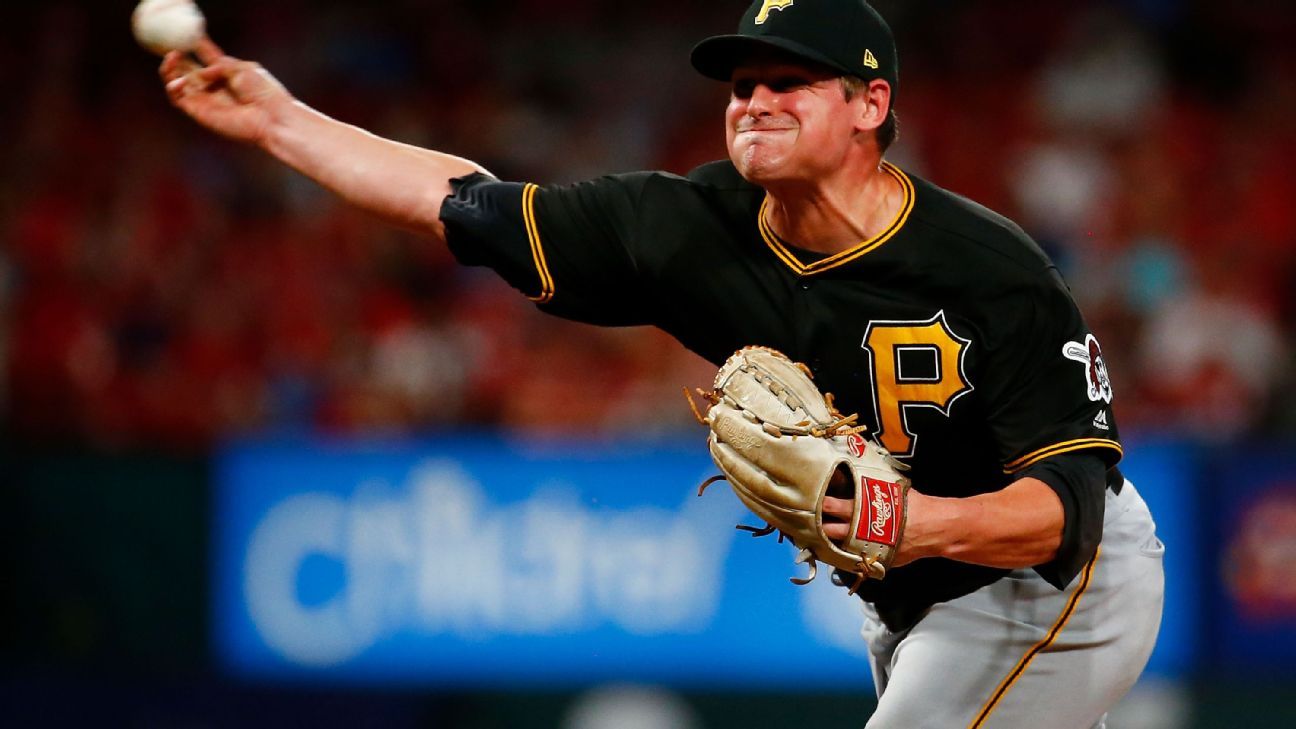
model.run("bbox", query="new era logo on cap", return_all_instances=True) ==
[863,48,878,69]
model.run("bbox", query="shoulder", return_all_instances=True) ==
[901,169,1052,278]
[892,168,1081,331]
[618,160,761,201]
[541,162,759,208]
[598,161,763,223]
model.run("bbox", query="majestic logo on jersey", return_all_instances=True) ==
[861,310,973,457]
[858,477,904,546]
[1063,334,1113,404]
[754,0,794,24]
[1092,410,1110,430]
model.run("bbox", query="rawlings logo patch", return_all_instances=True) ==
[846,433,868,458]
[713,414,761,452]
[1062,334,1113,404]
[858,477,903,546]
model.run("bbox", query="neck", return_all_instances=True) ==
[763,160,902,256]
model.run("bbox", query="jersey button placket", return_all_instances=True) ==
[792,276,817,366]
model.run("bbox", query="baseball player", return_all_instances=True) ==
[160,0,1165,726]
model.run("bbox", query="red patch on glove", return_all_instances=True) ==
[857,477,904,547]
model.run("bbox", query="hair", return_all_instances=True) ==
[840,76,899,153]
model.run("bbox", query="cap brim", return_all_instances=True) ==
[690,35,853,81]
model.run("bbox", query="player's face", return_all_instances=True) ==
[725,59,858,185]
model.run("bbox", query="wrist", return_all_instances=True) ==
[903,491,966,562]
[261,100,343,177]
[260,97,309,154]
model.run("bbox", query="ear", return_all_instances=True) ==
[853,79,892,135]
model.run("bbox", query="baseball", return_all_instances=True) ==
[131,0,206,56]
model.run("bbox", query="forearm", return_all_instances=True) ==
[262,101,489,241]
[903,477,1064,569]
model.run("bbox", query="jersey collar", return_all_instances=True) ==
[757,162,915,276]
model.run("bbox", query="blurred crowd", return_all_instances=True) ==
[1,0,1293,450]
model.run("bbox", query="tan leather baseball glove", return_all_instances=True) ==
[690,346,911,591]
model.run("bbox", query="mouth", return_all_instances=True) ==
[736,126,795,136]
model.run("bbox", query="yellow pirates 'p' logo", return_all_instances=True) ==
[755,0,794,24]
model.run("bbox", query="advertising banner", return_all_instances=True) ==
[1210,447,1296,671]
[214,436,1196,686]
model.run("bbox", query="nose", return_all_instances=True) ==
[746,83,779,116]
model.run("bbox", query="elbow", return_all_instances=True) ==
[1031,527,1065,567]
[1018,459,1107,589]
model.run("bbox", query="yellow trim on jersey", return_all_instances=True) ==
[521,183,554,304]
[756,162,915,276]
[967,549,1100,729]
[1002,438,1124,474]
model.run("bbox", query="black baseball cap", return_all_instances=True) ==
[691,0,898,92]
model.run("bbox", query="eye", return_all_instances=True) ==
[732,79,756,99]
[769,76,810,93]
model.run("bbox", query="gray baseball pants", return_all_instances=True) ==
[862,481,1165,729]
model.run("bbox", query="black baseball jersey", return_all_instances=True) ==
[440,160,1124,631]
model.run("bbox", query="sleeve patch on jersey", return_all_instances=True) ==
[521,183,555,304]
[1061,333,1113,404]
